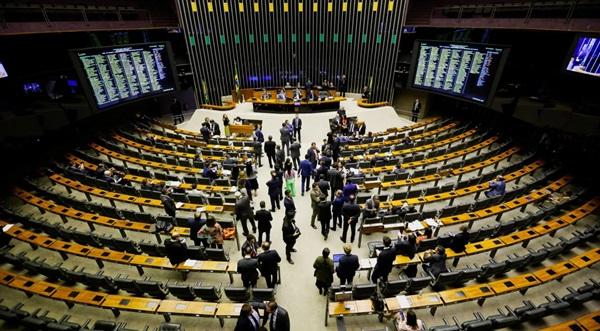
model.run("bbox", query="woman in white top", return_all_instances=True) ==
[395,310,425,331]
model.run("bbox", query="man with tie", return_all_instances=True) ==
[234,303,261,331]
[209,119,221,136]
[291,114,302,143]
[265,301,290,331]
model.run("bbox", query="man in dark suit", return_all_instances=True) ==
[237,247,259,288]
[164,232,189,266]
[235,192,256,236]
[347,120,356,136]
[279,123,292,156]
[160,187,177,220]
[266,171,282,212]
[275,146,285,169]
[292,114,302,143]
[299,155,314,196]
[257,242,281,288]
[234,303,261,331]
[253,137,263,167]
[336,244,360,285]
[317,195,331,240]
[255,201,273,244]
[340,195,361,243]
[423,246,448,278]
[289,139,301,170]
[265,301,290,331]
[209,119,221,136]
[371,236,396,284]
[449,225,470,253]
[412,98,421,122]
[317,175,330,200]
[327,163,344,200]
[339,74,347,97]
[264,135,277,168]
[187,211,207,246]
[306,142,320,168]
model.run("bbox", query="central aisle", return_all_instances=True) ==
[180,100,412,330]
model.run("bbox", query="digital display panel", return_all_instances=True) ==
[565,36,600,78]
[409,40,509,104]
[71,42,177,110]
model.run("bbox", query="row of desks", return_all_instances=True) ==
[380,160,545,209]
[113,133,254,159]
[329,248,600,320]
[146,117,257,139]
[360,176,572,247]
[48,173,228,214]
[135,129,253,152]
[341,129,479,162]
[378,139,511,187]
[364,197,598,270]
[0,269,253,323]
[0,220,238,280]
[65,153,236,194]
[540,311,600,331]
[345,122,459,151]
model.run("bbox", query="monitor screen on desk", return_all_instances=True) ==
[334,291,353,302]
[0,60,7,79]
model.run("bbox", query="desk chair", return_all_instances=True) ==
[252,288,275,302]
[225,287,250,302]
[193,284,222,301]
[167,283,198,301]
[352,284,376,300]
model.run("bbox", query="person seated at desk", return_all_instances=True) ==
[485,175,506,198]
[233,116,244,125]
[362,85,370,100]
[305,78,313,91]
[422,245,448,279]
[401,134,413,146]
[164,232,189,265]
[392,163,407,175]
[261,88,272,100]
[304,89,314,101]
[285,81,292,88]
[449,225,470,253]
[394,310,425,331]
[292,88,302,101]
[277,89,286,101]
[203,163,219,182]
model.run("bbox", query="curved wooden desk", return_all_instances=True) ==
[200,102,236,111]
[357,99,388,108]
[327,248,600,325]
[341,129,479,162]
[346,122,459,150]
[65,153,236,194]
[252,96,345,113]
[48,173,229,214]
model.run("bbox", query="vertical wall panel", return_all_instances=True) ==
[177,0,404,105]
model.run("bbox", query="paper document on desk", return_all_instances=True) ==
[221,170,231,176]
[175,202,185,209]
[183,259,197,267]
[229,186,238,192]
[349,168,360,175]
[407,221,424,232]
[424,218,440,227]
[2,224,13,232]
[165,181,182,188]
[396,295,411,309]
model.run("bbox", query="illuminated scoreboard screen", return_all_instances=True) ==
[71,42,177,110]
[408,40,509,105]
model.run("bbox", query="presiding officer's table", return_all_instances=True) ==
[252,97,345,113]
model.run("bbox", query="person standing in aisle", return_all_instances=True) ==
[282,214,300,264]
[336,244,360,285]
[222,114,231,136]
[313,247,334,295]
[252,137,263,168]
[283,162,297,197]
[255,201,273,244]
[299,155,314,196]
[340,195,361,243]
[317,195,332,240]
[310,183,323,230]
[339,74,347,97]
[257,242,281,288]
[331,190,345,231]
[280,122,292,156]
[266,171,282,212]
[289,138,301,170]
[411,98,421,122]
[264,135,276,168]
[292,113,302,143]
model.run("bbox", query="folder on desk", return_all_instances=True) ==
[396,295,411,309]
[407,220,424,232]
[175,202,185,209]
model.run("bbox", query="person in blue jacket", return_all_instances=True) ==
[484,175,506,198]
[299,155,314,196]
